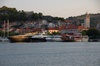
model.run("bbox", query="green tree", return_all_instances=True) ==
[18,10,27,21]
[81,30,87,36]
[38,13,43,19]
[53,17,64,21]
[0,6,18,22]
[47,32,52,35]
[47,32,61,35]
[86,28,100,39]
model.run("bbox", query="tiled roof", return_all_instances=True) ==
[66,24,78,29]
[59,26,66,30]
[48,27,58,30]
[65,20,73,22]
[78,26,87,30]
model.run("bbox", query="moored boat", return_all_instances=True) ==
[61,34,75,42]
[0,37,9,42]
[7,32,38,42]
[28,34,63,42]
[45,35,63,42]
[28,36,46,42]
[28,34,48,42]
[7,35,29,42]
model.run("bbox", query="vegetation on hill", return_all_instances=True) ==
[0,6,99,28]
[0,6,64,23]
[0,6,43,22]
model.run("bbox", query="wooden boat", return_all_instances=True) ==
[7,32,38,42]
[7,35,29,42]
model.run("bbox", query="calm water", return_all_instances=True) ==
[0,42,100,66]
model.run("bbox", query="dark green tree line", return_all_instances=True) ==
[0,6,44,22]
[0,6,64,23]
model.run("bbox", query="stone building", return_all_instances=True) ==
[84,12,90,28]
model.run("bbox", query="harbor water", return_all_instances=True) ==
[0,42,100,66]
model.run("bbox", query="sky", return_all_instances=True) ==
[0,0,100,18]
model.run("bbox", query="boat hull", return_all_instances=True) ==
[7,35,29,42]
[46,37,63,42]
[61,36,75,42]
[28,37,47,42]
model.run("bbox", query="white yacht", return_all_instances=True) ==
[45,35,63,42]
[28,33,63,42]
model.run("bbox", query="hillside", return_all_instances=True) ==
[0,6,64,23]
[0,6,100,28]
[67,13,100,28]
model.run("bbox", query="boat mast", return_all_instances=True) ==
[3,21,6,38]
[7,20,9,37]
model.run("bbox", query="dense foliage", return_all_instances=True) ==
[0,6,44,22]
[0,6,64,23]
[81,30,87,36]
[86,29,100,39]
[81,29,100,39]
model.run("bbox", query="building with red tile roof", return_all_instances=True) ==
[59,24,88,34]
[48,27,59,34]
[66,24,78,34]
[78,26,88,32]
